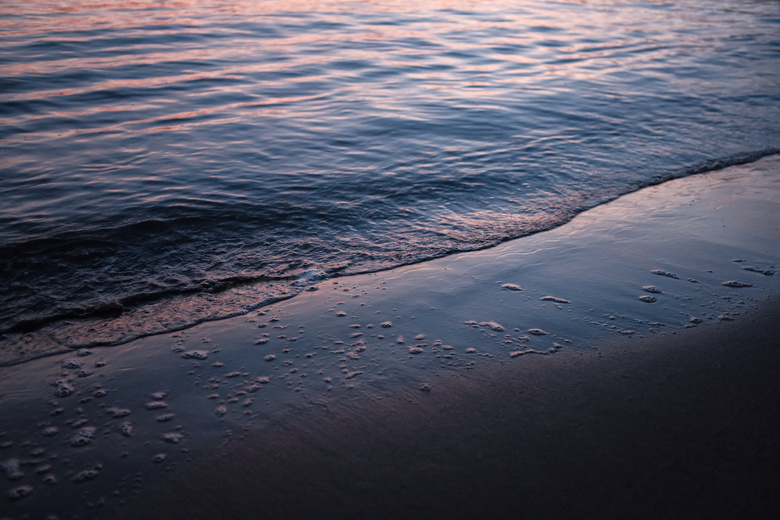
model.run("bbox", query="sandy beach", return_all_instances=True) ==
[2,155,779,520]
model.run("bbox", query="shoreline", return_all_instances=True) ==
[1,155,779,519]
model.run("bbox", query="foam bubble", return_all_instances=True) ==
[107,407,131,418]
[651,269,679,279]
[743,266,774,276]
[145,401,168,410]
[61,358,82,369]
[153,453,167,463]
[70,426,96,447]
[181,350,209,360]
[528,329,549,335]
[54,379,74,397]
[722,280,753,288]
[639,295,657,303]
[71,464,102,483]
[345,371,363,379]
[7,484,33,500]
[2,458,23,480]
[119,421,133,437]
[540,296,570,304]
[155,413,175,423]
[214,405,227,417]
[264,354,276,361]
[479,321,504,331]
[380,321,393,328]
[162,432,184,443]
[642,286,663,294]
[150,391,167,400]
[407,346,423,355]
[501,284,523,291]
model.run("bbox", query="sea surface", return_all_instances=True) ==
[1,0,779,361]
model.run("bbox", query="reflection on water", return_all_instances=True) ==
[1,0,779,358]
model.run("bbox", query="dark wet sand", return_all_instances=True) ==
[111,297,780,520]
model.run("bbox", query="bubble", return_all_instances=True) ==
[479,321,504,331]
[61,358,82,369]
[162,432,184,444]
[651,269,679,279]
[722,280,753,288]
[181,350,209,360]
[528,329,549,335]
[107,407,131,418]
[71,464,102,483]
[70,426,96,447]
[540,296,570,303]
[642,286,663,294]
[146,401,168,410]
[2,458,23,480]
[501,284,523,291]
[639,295,657,303]
[7,484,33,500]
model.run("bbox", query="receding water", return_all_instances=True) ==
[1,0,779,361]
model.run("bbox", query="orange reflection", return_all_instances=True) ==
[1,0,668,140]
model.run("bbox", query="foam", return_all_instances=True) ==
[639,295,657,303]
[540,296,570,304]
[54,379,74,397]
[743,266,774,276]
[528,329,549,335]
[71,464,102,483]
[7,484,33,500]
[107,407,132,418]
[722,280,753,288]
[181,350,209,360]
[2,458,23,480]
[61,358,82,369]
[651,269,679,279]
[70,426,96,447]
[479,321,505,331]
[642,286,663,294]
[162,432,184,443]
[501,284,523,291]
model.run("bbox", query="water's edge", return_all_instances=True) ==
[3,148,777,367]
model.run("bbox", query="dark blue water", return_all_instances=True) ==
[1,0,779,360]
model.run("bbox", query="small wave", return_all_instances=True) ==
[2,151,778,367]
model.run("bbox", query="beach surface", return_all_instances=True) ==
[2,155,779,519]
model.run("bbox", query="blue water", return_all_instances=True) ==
[1,0,779,358]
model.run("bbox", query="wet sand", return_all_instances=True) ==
[110,298,780,520]
[2,155,780,519]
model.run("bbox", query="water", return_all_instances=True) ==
[1,0,779,361]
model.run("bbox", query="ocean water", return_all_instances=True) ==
[1,0,779,361]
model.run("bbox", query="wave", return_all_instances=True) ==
[2,149,778,366]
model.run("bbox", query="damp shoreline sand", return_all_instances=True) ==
[2,156,780,519]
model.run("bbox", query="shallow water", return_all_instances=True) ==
[1,0,779,358]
